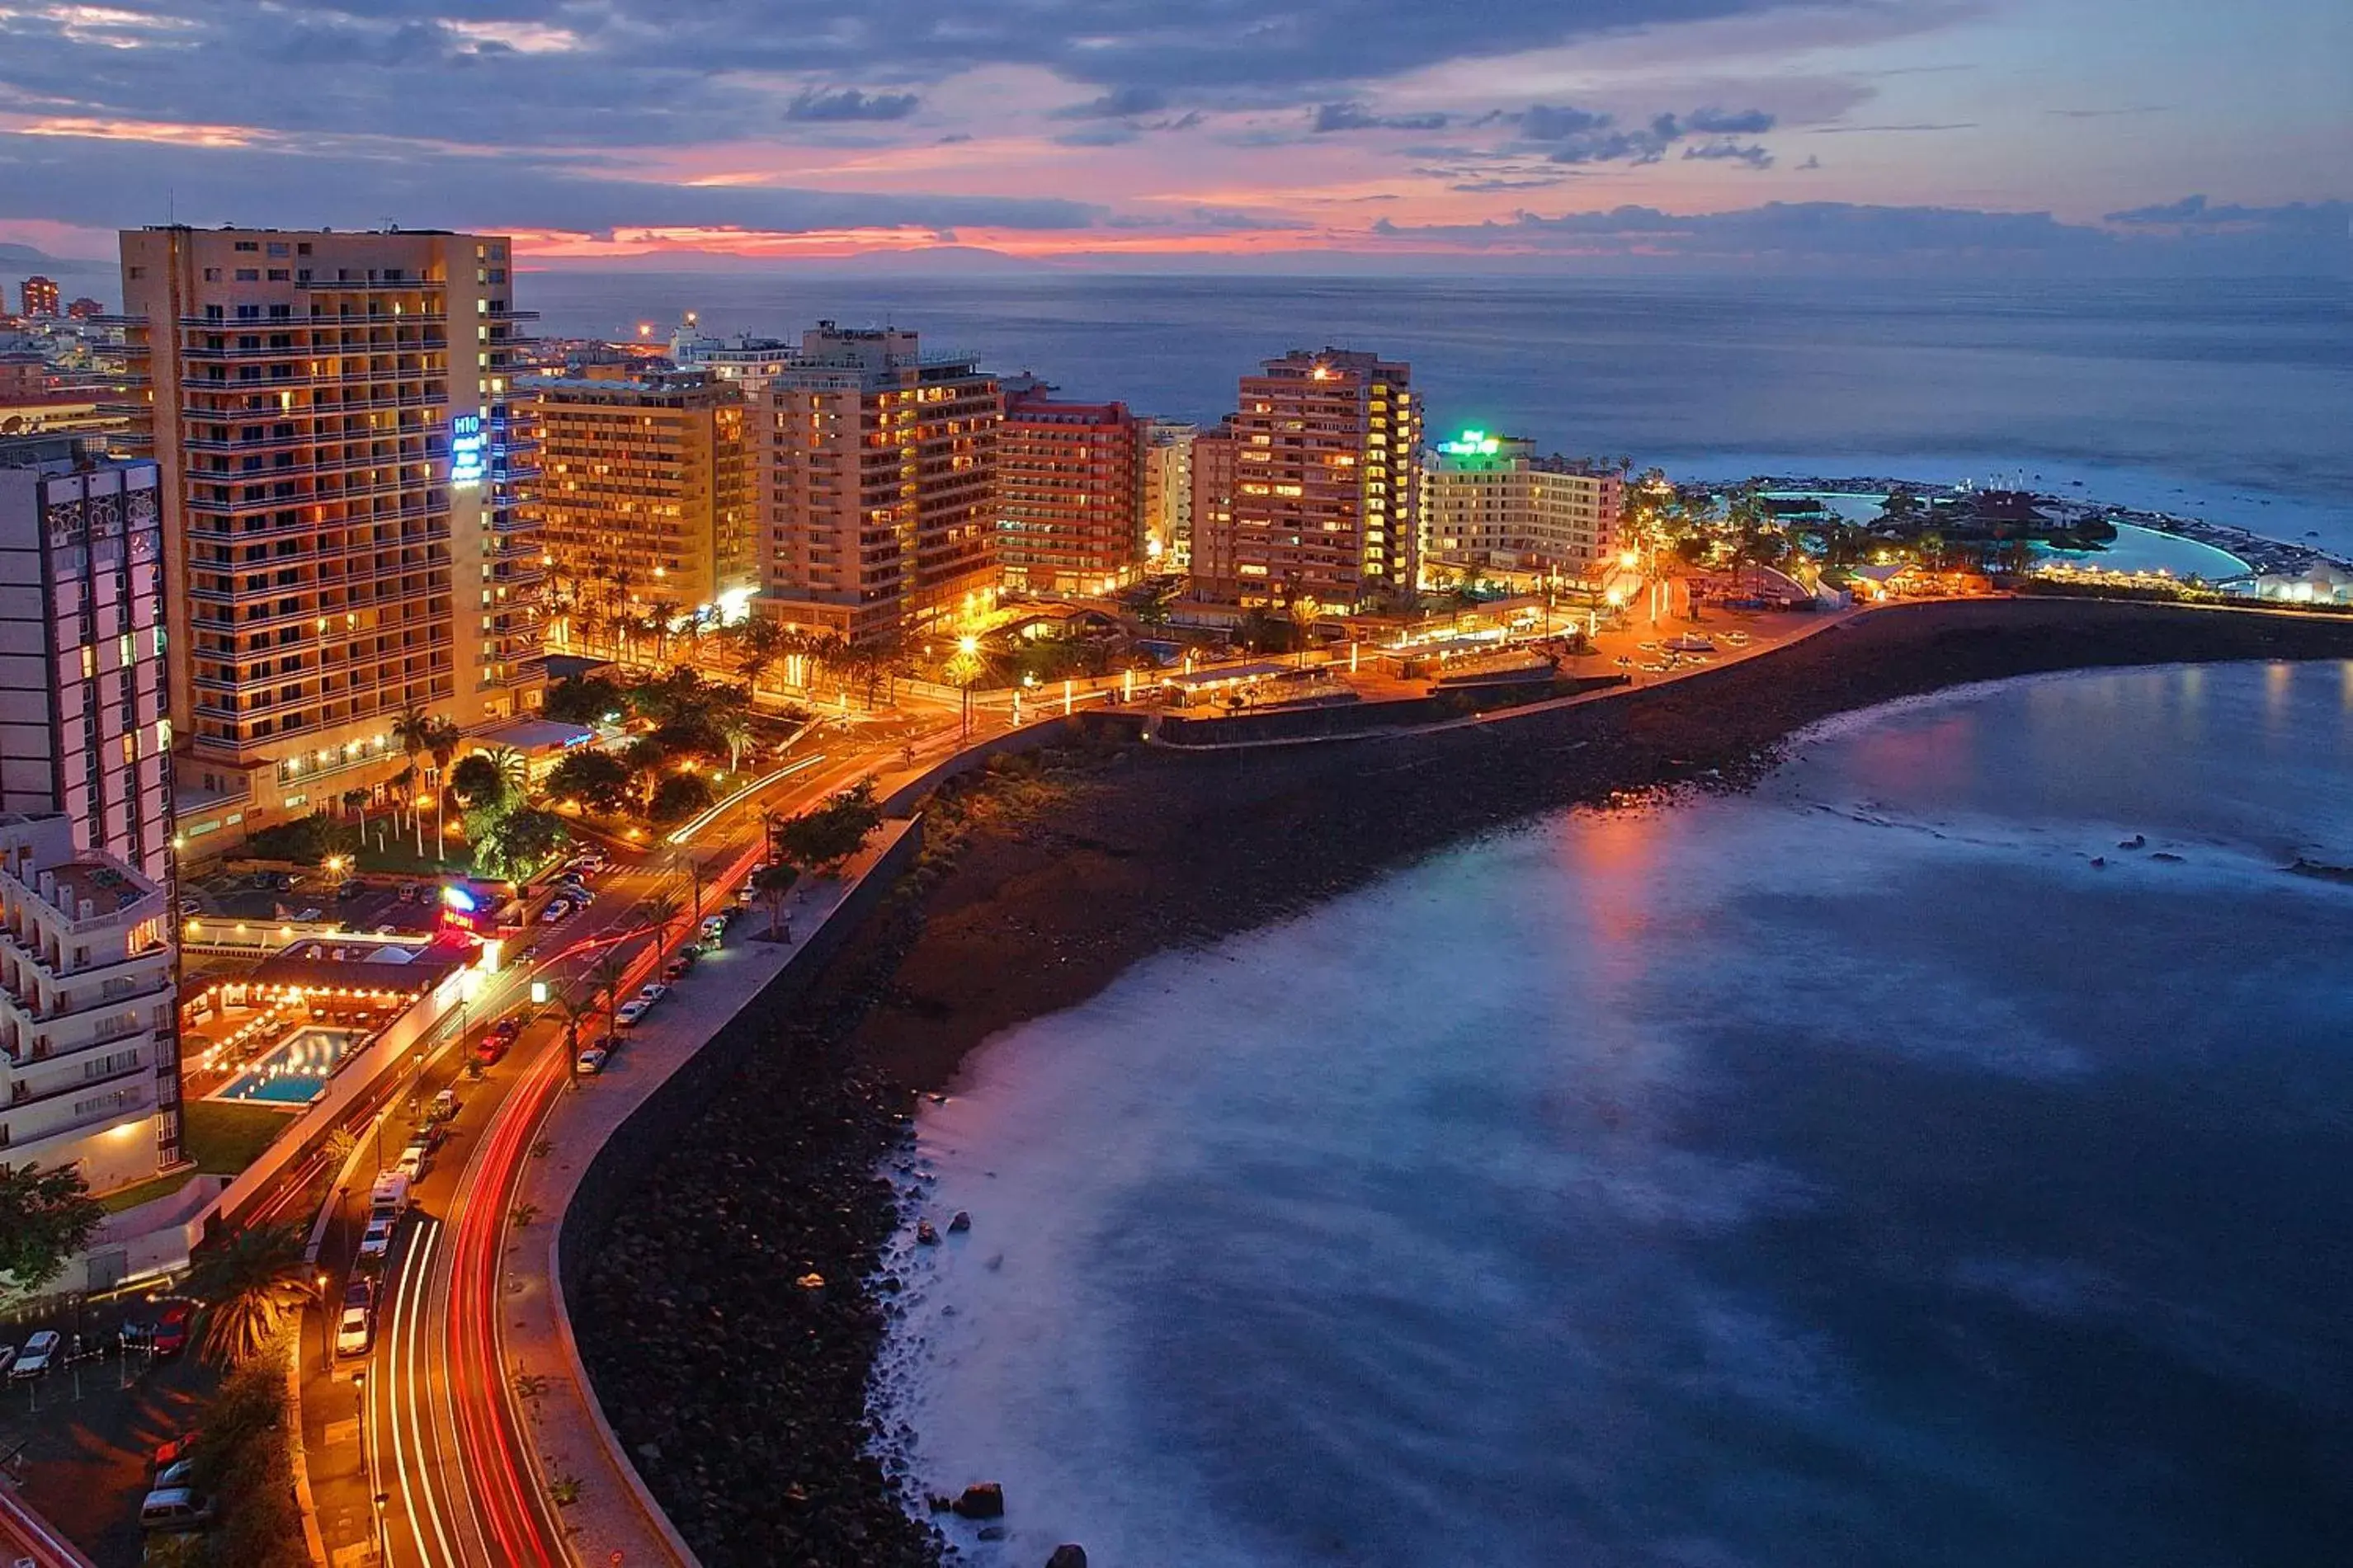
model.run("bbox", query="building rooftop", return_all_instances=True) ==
[474,716,597,754]
[248,930,475,994]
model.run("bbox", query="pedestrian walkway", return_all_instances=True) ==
[497,822,918,1567]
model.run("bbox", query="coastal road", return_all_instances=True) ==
[323,721,945,1565]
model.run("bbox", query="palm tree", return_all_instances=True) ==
[588,946,633,1048]
[634,885,684,948]
[1285,593,1322,669]
[715,709,754,776]
[390,707,434,856]
[737,617,784,701]
[189,1222,316,1369]
[557,986,602,1083]
[342,787,370,850]
[425,718,463,862]
[486,745,530,798]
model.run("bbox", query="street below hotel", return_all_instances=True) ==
[294,712,966,1567]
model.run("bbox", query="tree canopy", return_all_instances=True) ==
[542,672,627,726]
[0,1161,103,1291]
[546,749,634,815]
[449,752,508,810]
[773,779,883,877]
[648,771,717,825]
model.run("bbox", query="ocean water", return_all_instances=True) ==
[524,273,2353,555]
[873,661,2353,1568]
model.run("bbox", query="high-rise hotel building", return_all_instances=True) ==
[0,434,180,1189]
[750,323,998,644]
[1191,349,1420,609]
[997,384,1143,596]
[1424,432,1624,582]
[118,228,544,843]
[530,370,752,638]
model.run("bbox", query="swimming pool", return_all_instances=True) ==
[210,1026,366,1106]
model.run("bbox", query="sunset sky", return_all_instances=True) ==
[0,0,2346,271]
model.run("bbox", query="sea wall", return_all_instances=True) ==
[554,818,925,1305]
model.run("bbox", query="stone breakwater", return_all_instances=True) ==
[574,598,2353,1566]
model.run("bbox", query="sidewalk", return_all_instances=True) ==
[497,822,919,1567]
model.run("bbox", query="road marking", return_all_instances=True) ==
[398,1221,457,1566]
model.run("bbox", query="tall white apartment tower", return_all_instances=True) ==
[118,227,545,847]
[0,434,180,1189]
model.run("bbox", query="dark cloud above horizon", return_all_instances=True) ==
[0,0,1804,148]
[1370,199,2353,273]
[1511,104,1779,166]
[785,87,922,123]
[0,131,1105,235]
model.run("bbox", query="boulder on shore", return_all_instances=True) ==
[1047,1547,1089,1568]
[917,1219,941,1245]
[949,1210,972,1234]
[952,1482,1005,1519]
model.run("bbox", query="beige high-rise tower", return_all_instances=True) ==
[530,370,753,643]
[118,227,544,844]
[1192,348,1420,609]
[750,323,999,645]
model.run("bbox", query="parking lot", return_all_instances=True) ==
[0,1292,215,1568]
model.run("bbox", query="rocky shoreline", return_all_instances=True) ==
[574,598,2353,1566]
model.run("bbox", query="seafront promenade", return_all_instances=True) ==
[502,821,918,1567]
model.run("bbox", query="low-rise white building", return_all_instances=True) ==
[0,812,174,1193]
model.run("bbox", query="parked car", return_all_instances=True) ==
[699,914,727,939]
[10,1330,60,1379]
[336,879,365,901]
[614,999,651,1029]
[469,1034,509,1067]
[152,1301,193,1358]
[410,1120,448,1153]
[357,1216,395,1261]
[342,1278,375,1312]
[154,1457,196,1490]
[540,897,573,924]
[634,982,668,1007]
[661,956,692,982]
[177,896,203,916]
[575,1046,609,1076]
[394,1142,429,1181]
[151,1431,200,1473]
[396,881,421,902]
[138,1488,216,1532]
[335,1304,375,1358]
[429,1088,458,1123]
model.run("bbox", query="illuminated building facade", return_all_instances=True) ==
[996,386,1143,596]
[18,275,59,319]
[750,323,999,644]
[1187,418,1237,596]
[0,812,177,1194]
[1192,348,1420,608]
[1141,419,1195,572]
[118,227,544,845]
[530,372,752,634]
[1424,431,1624,580]
[0,435,180,1186]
